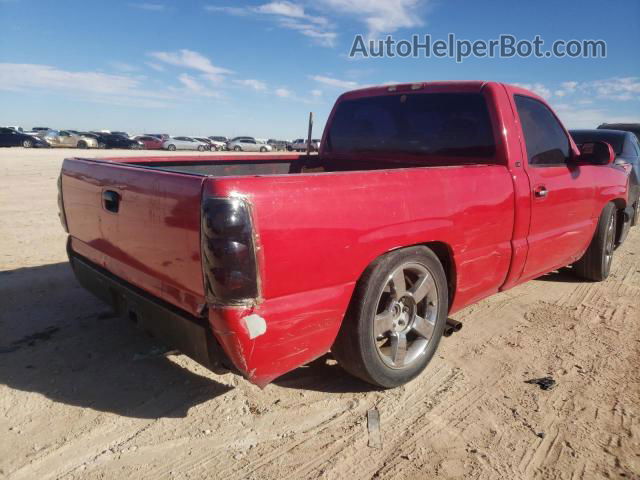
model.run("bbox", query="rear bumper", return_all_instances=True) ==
[68,250,231,374]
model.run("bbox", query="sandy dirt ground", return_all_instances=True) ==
[1,148,639,480]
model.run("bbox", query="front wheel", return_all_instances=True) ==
[332,246,448,388]
[98,142,106,149]
[197,145,205,152]
[167,144,176,151]
[573,202,617,281]
[260,146,267,152]
[22,139,33,148]
[234,146,242,152]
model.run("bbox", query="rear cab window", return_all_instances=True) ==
[326,92,497,164]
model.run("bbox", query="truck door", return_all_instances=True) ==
[514,94,596,280]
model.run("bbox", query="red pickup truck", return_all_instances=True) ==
[58,81,634,389]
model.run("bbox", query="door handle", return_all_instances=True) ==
[102,190,120,212]
[534,186,548,198]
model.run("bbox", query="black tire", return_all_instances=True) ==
[332,246,448,388]
[260,146,267,152]
[167,144,176,151]
[22,139,33,148]
[573,202,617,281]
[98,142,106,149]
[77,141,87,149]
[234,146,242,152]
[197,145,204,152]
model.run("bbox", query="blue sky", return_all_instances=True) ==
[0,0,638,138]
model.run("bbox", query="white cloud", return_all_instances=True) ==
[277,18,338,46]
[561,81,578,91]
[204,6,250,16]
[589,77,640,101]
[206,3,337,47]
[514,82,553,100]
[145,61,165,72]
[552,103,639,129]
[235,79,268,91]
[321,0,425,38]
[274,88,292,98]
[311,89,323,97]
[129,3,165,11]
[554,78,640,102]
[178,74,220,97]
[310,75,359,89]
[148,49,232,75]
[0,63,171,107]
[255,1,305,18]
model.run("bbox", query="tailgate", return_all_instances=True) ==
[61,158,206,316]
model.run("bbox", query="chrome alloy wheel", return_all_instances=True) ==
[604,213,616,271]
[373,262,438,369]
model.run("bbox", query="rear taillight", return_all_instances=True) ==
[201,197,259,304]
[57,174,69,232]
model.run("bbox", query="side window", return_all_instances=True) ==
[515,95,570,167]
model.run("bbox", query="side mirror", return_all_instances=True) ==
[577,141,615,165]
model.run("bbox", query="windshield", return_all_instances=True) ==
[327,92,496,159]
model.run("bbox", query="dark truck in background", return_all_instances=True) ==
[58,81,634,389]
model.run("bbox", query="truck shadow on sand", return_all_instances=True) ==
[0,263,375,419]
[535,267,588,284]
[0,262,233,419]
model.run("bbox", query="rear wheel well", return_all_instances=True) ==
[356,242,456,312]
[611,199,628,244]
[421,242,456,310]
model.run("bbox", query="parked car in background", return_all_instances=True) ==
[267,139,289,151]
[571,129,640,226]
[289,138,303,151]
[111,131,130,138]
[44,130,99,149]
[146,133,170,141]
[85,132,143,149]
[598,123,640,142]
[163,136,208,151]
[193,137,214,150]
[227,137,273,152]
[31,127,51,135]
[3,126,24,133]
[0,127,49,148]
[58,81,633,389]
[291,138,321,152]
[134,135,164,150]
[208,136,228,150]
